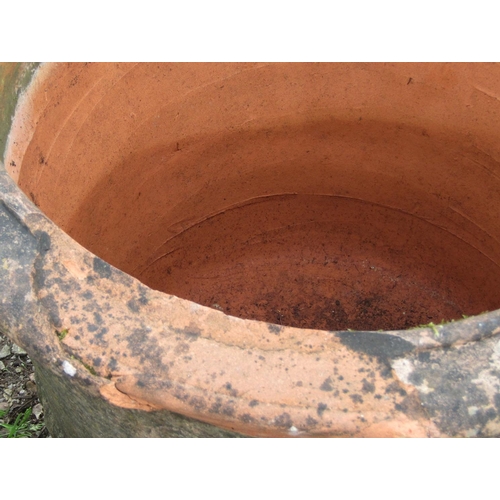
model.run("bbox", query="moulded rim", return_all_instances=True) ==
[2,162,500,437]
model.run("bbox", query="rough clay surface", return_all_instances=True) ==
[2,164,500,437]
[1,63,500,437]
[8,63,500,331]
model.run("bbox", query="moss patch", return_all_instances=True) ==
[0,63,40,161]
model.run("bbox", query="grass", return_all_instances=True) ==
[413,313,488,338]
[0,407,44,438]
[427,322,440,338]
[56,328,69,340]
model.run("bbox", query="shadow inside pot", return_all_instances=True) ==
[56,117,500,331]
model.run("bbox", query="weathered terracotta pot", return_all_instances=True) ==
[1,62,500,437]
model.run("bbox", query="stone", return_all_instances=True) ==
[32,403,43,420]
[26,381,37,393]
[11,344,27,355]
[0,344,10,359]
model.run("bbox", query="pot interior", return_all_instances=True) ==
[7,63,500,331]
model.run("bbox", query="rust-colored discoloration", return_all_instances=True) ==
[2,63,500,437]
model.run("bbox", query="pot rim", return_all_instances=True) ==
[2,161,499,437]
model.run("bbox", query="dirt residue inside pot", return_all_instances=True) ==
[137,193,500,331]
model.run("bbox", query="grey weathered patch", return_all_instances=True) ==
[349,394,363,404]
[494,393,500,411]
[92,257,112,279]
[34,230,51,253]
[189,396,207,411]
[417,351,431,363]
[174,343,190,354]
[320,377,334,391]
[94,327,109,343]
[274,412,293,428]
[33,254,49,290]
[384,381,407,397]
[268,324,282,335]
[391,336,500,437]
[240,413,255,423]
[317,402,327,417]
[394,392,425,419]
[209,397,223,414]
[125,327,169,371]
[107,357,118,371]
[306,415,318,427]
[221,403,236,417]
[361,379,375,394]
[127,298,140,313]
[137,287,149,305]
[336,331,415,360]
[39,293,62,328]
[126,328,151,356]
[183,327,201,342]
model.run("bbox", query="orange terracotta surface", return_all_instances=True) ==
[8,63,500,331]
[4,63,500,437]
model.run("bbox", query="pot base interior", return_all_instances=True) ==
[7,63,500,332]
[138,193,499,331]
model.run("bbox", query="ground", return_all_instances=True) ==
[0,330,48,437]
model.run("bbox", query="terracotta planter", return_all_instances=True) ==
[1,62,500,437]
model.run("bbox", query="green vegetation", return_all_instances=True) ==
[0,63,40,160]
[70,353,97,376]
[414,312,489,338]
[414,320,446,337]
[82,361,97,376]
[56,328,69,340]
[427,322,440,338]
[0,408,44,438]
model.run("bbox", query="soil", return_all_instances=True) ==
[0,330,48,437]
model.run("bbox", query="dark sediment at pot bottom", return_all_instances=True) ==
[136,194,500,331]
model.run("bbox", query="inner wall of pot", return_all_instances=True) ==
[8,63,500,331]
